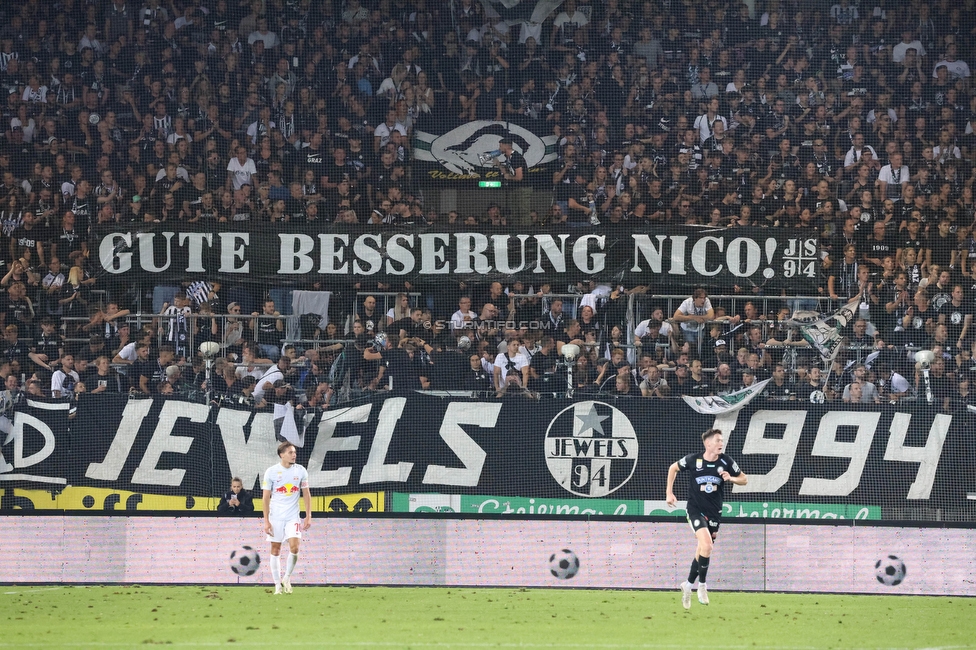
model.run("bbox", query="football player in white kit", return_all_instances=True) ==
[262,441,311,594]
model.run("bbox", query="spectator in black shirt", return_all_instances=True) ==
[55,220,88,273]
[251,299,283,361]
[765,364,795,400]
[711,363,736,396]
[29,317,62,371]
[87,355,125,394]
[383,339,431,394]
[928,219,955,271]
[134,343,174,395]
[2,283,35,332]
[2,324,28,371]
[461,352,493,393]
[393,307,427,342]
[217,477,255,515]
[862,220,894,273]
[528,336,560,392]
[937,285,973,349]
[920,354,953,409]
[666,363,693,395]
[496,137,531,226]
[9,211,45,267]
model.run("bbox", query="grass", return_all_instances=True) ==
[0,585,972,649]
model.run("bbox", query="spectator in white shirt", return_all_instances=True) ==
[933,129,962,163]
[877,152,909,202]
[253,356,289,404]
[891,28,925,63]
[226,146,257,191]
[844,133,878,168]
[635,307,674,338]
[373,109,407,153]
[247,18,279,49]
[673,288,714,345]
[694,97,727,144]
[450,296,477,334]
[933,45,971,80]
[493,338,530,392]
[51,354,80,397]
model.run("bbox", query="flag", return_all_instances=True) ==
[682,379,771,415]
[791,297,860,362]
[276,402,311,448]
[412,119,558,179]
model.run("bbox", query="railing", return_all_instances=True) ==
[41,290,926,407]
[350,292,425,332]
[501,292,586,319]
[629,293,826,360]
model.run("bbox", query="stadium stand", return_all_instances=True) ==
[0,0,974,411]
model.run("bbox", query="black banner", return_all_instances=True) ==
[1,395,973,519]
[92,224,819,292]
[0,398,70,486]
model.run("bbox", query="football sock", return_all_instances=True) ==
[270,554,281,587]
[687,558,699,584]
[285,552,297,577]
[698,556,710,583]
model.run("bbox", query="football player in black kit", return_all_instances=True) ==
[666,428,748,609]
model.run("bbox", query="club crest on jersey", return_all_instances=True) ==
[696,458,703,470]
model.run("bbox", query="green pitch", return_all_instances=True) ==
[1,585,972,649]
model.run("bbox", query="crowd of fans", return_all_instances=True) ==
[0,0,975,412]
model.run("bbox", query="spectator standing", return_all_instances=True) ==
[673,288,714,345]
[252,299,283,362]
[495,138,531,226]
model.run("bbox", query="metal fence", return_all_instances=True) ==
[41,290,913,408]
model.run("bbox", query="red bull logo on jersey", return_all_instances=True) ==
[275,483,299,494]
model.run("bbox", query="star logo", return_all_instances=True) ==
[574,403,608,436]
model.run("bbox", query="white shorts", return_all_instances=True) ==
[266,517,302,543]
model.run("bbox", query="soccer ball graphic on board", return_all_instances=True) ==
[230,546,261,577]
[549,549,580,580]
[875,555,906,586]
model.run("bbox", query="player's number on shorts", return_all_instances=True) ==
[294,522,301,534]
[573,464,606,489]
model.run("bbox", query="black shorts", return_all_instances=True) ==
[686,508,721,539]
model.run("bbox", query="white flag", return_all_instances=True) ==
[682,379,771,415]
